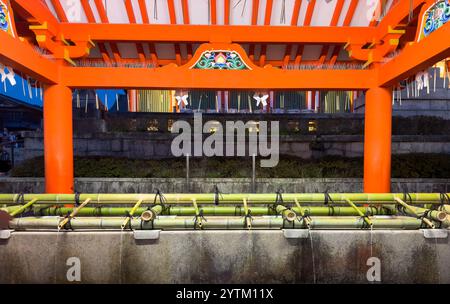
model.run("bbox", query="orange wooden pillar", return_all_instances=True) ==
[364,88,392,193]
[363,86,392,193]
[43,84,74,193]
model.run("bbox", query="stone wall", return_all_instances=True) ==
[19,132,450,162]
[1,177,449,193]
[1,230,449,283]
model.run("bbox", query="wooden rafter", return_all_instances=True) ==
[329,0,358,65]
[167,0,182,65]
[181,0,193,60]
[93,0,122,65]
[248,0,259,61]
[259,0,273,66]
[125,0,146,63]
[138,0,149,24]
[282,0,302,67]
[80,0,111,65]
[294,0,316,65]
[318,0,345,64]
[210,0,217,25]
[50,0,68,22]
[224,0,230,25]
[137,0,157,66]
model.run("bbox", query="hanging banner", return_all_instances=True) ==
[0,0,17,37]
[417,0,450,41]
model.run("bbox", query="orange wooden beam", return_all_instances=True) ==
[61,66,375,90]
[304,0,315,25]
[44,84,74,193]
[248,0,259,60]
[167,0,182,65]
[0,29,58,83]
[259,0,273,66]
[181,0,190,24]
[318,0,345,64]
[94,0,108,23]
[377,22,450,87]
[294,0,316,64]
[329,0,358,65]
[81,0,95,22]
[12,0,60,34]
[331,0,345,25]
[124,0,146,63]
[369,0,381,27]
[50,0,68,22]
[224,0,230,25]
[124,0,136,23]
[93,0,122,65]
[364,86,392,193]
[376,0,427,38]
[138,0,150,24]
[283,0,302,67]
[80,0,111,65]
[210,0,217,25]
[136,0,157,66]
[343,0,358,25]
[181,0,193,60]
[59,24,376,44]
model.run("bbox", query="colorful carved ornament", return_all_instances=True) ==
[190,50,251,70]
[418,0,450,41]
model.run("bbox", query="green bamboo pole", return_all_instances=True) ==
[243,198,251,229]
[192,199,205,229]
[275,205,297,222]
[58,198,92,230]
[9,216,437,231]
[121,199,144,230]
[294,198,311,227]
[32,205,394,217]
[394,197,437,228]
[345,198,372,227]
[10,198,39,217]
[438,205,450,214]
[386,200,449,227]
[140,205,163,222]
[0,193,448,205]
[3,204,54,215]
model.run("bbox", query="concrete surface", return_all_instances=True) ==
[1,177,449,193]
[0,230,449,284]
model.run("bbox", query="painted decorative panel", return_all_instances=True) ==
[418,0,450,41]
[0,0,16,37]
[190,50,251,70]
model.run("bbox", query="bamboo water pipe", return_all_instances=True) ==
[140,205,163,222]
[0,193,449,205]
[393,197,439,228]
[58,198,92,230]
[121,199,144,230]
[9,216,440,231]
[294,198,311,227]
[345,198,372,227]
[10,198,39,217]
[275,205,297,222]
[32,205,394,217]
